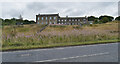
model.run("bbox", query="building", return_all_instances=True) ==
[36,13,88,25]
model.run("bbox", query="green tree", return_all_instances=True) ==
[100,17,109,23]
[115,16,120,21]
[88,16,98,21]
[99,15,114,22]
[94,19,99,24]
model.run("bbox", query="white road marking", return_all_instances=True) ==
[2,43,118,54]
[20,53,31,57]
[56,48,65,50]
[36,52,109,62]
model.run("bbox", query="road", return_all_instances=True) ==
[2,43,118,62]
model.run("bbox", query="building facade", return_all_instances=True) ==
[36,13,88,25]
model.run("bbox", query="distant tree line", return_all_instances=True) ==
[88,15,120,24]
[0,18,36,25]
[0,15,120,25]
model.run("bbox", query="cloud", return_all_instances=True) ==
[0,0,119,2]
[1,2,118,21]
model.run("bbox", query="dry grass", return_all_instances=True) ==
[2,21,119,50]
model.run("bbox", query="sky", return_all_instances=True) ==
[0,0,119,21]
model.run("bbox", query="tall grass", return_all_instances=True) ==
[2,21,119,49]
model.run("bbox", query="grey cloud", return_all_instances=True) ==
[27,2,46,10]
[9,9,21,17]
[1,2,118,20]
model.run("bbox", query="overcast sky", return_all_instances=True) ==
[1,2,118,21]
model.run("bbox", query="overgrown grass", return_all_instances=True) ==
[2,21,119,51]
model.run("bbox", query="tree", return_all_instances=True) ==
[100,17,109,23]
[115,16,120,21]
[0,18,3,25]
[99,15,114,22]
[94,19,99,24]
[1,18,36,25]
[88,16,98,21]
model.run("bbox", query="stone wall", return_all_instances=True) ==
[36,14,88,25]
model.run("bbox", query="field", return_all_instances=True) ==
[1,21,119,51]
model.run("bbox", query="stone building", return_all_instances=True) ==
[36,13,88,25]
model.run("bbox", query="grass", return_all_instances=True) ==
[1,21,119,51]
[2,39,119,51]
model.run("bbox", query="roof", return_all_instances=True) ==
[60,17,87,19]
[36,13,87,19]
[37,13,59,16]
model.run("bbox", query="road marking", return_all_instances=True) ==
[56,48,65,50]
[2,43,118,54]
[36,52,109,62]
[20,53,31,57]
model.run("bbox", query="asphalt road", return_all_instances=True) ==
[2,43,118,62]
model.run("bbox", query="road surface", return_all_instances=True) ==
[2,43,118,62]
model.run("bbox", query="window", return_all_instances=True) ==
[72,23,74,25]
[42,17,44,20]
[90,23,93,24]
[42,22,43,24]
[75,19,77,21]
[54,17,56,20]
[50,17,52,20]
[37,22,39,24]
[46,17,47,20]
[83,19,86,21]
[72,19,74,21]
[69,19,71,21]
[69,23,71,25]
[65,19,66,21]
[78,19,80,21]
[38,17,40,20]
